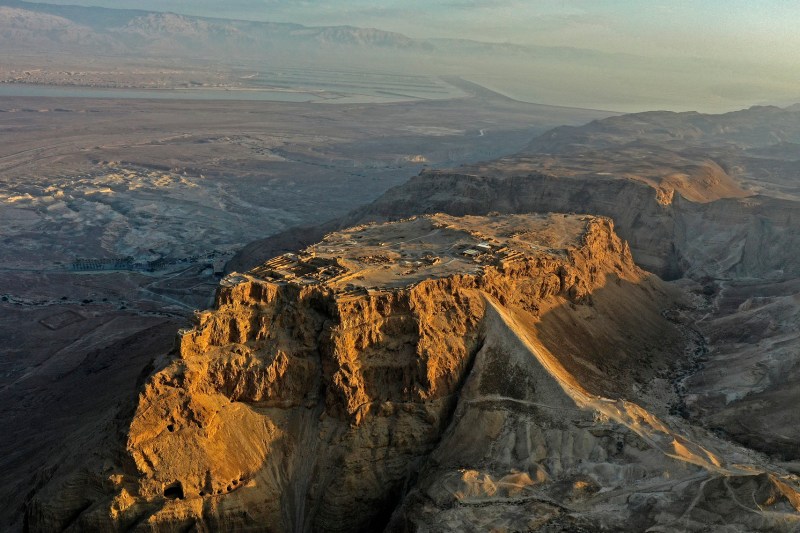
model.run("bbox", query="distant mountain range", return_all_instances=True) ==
[2,0,798,112]
[0,0,625,62]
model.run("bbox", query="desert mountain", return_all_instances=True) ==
[6,91,799,531]
[0,0,646,72]
[7,0,798,112]
[337,108,800,470]
[26,213,800,531]
[0,1,570,60]
[0,1,436,67]
[229,103,800,475]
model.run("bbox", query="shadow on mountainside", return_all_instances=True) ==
[0,319,181,531]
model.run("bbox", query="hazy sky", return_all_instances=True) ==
[19,0,800,111]
[25,0,800,65]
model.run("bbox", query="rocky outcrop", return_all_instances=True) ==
[26,215,800,532]
[219,107,800,519]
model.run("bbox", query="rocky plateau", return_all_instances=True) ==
[24,213,800,532]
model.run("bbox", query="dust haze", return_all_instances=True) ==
[2,0,799,112]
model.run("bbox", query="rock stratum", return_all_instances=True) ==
[26,214,800,532]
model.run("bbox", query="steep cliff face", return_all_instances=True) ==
[13,217,636,528]
[121,278,487,532]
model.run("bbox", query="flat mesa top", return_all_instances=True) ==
[244,213,591,293]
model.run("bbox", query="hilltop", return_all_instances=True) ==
[24,213,800,531]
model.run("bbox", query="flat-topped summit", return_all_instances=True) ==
[26,213,800,533]
[227,213,596,294]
